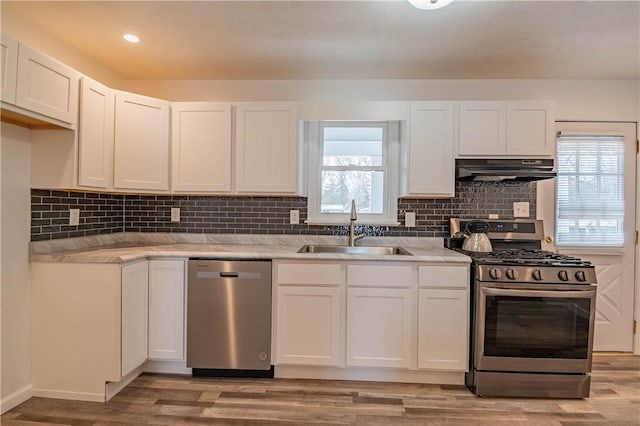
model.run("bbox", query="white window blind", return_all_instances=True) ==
[555,135,625,247]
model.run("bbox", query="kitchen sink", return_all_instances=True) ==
[297,245,412,256]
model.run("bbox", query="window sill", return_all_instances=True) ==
[555,247,625,256]
[305,220,401,227]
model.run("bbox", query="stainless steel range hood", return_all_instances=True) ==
[455,158,556,182]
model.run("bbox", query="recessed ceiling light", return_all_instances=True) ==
[408,0,454,10]
[123,34,140,43]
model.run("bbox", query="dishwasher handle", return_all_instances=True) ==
[196,271,263,280]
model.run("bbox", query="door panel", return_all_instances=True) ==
[538,122,636,352]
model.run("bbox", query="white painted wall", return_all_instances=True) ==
[1,123,32,413]
[123,79,639,122]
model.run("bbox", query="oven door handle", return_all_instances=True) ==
[482,287,596,299]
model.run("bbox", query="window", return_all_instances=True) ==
[306,121,399,224]
[555,134,625,247]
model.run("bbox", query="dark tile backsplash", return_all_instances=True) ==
[31,181,536,241]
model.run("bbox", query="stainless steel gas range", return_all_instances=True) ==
[450,218,597,399]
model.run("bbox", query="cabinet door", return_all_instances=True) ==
[418,289,468,371]
[1,34,18,104]
[171,102,231,192]
[15,43,78,124]
[114,91,169,191]
[346,287,414,368]
[148,260,185,360]
[78,77,114,189]
[121,261,148,377]
[405,102,455,197]
[458,101,506,156]
[235,102,299,193]
[276,286,343,366]
[506,101,554,156]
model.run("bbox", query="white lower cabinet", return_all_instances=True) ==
[148,260,185,360]
[346,287,414,368]
[418,289,468,371]
[121,261,149,377]
[276,286,343,366]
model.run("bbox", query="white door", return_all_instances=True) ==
[148,260,185,360]
[275,286,343,366]
[346,287,414,368]
[539,122,637,352]
[121,261,149,376]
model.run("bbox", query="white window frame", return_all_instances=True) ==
[305,121,400,225]
[554,132,626,248]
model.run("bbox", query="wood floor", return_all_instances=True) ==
[3,354,639,426]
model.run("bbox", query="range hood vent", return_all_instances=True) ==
[455,158,556,182]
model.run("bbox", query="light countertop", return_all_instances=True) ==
[30,233,471,264]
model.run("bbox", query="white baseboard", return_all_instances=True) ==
[275,365,465,385]
[1,384,33,414]
[143,359,191,375]
[105,366,144,401]
[31,388,104,403]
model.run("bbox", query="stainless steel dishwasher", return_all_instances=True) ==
[187,259,273,377]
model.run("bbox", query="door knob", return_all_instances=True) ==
[545,235,554,243]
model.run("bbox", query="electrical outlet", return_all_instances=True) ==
[289,209,299,224]
[405,211,416,228]
[69,209,80,226]
[513,202,530,218]
[171,207,180,222]
[489,214,499,219]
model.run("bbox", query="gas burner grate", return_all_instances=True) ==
[463,249,592,267]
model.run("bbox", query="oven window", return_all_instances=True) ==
[484,296,591,358]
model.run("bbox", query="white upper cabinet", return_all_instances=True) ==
[403,102,455,197]
[234,102,300,194]
[78,77,114,189]
[171,102,232,192]
[1,34,18,105]
[114,91,170,191]
[458,101,554,157]
[506,101,555,156]
[14,43,79,126]
[458,101,507,156]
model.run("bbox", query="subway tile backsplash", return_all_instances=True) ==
[31,181,536,241]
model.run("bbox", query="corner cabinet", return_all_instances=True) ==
[1,34,18,104]
[78,77,114,189]
[234,102,300,194]
[1,34,79,128]
[402,102,455,197]
[458,101,554,157]
[114,91,170,191]
[171,102,232,192]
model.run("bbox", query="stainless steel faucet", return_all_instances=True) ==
[348,199,365,247]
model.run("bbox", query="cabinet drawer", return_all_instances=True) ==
[347,264,413,288]
[277,263,343,286]
[419,265,468,289]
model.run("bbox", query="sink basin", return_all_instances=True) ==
[297,245,412,256]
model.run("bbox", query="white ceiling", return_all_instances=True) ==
[3,0,639,80]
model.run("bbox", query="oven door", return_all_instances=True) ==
[475,283,596,374]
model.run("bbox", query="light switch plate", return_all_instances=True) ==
[289,210,300,224]
[513,202,530,218]
[69,209,80,226]
[405,211,416,228]
[171,207,180,222]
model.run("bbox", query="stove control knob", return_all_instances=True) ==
[532,270,543,281]
[575,270,586,282]
[489,268,502,280]
[506,269,518,280]
[558,270,569,281]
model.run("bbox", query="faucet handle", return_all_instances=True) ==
[350,199,358,220]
